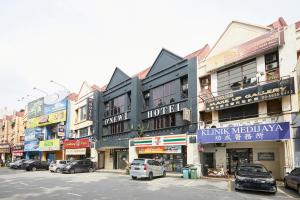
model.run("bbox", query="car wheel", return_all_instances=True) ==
[89,168,94,173]
[284,179,289,188]
[148,172,153,180]
[70,169,75,174]
[162,171,166,177]
[55,168,61,173]
[132,176,137,180]
[32,167,37,171]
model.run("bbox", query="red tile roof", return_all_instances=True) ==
[68,93,78,101]
[268,17,287,30]
[91,84,102,92]
[15,111,24,117]
[184,44,210,60]
[134,67,151,80]
[296,21,300,30]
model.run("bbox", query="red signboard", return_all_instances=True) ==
[63,138,90,149]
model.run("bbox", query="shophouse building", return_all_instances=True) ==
[196,18,300,180]
[64,82,101,163]
[24,90,69,161]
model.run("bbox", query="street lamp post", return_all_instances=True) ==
[50,80,70,93]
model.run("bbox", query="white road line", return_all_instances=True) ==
[39,187,49,190]
[19,182,28,186]
[277,187,297,199]
[67,192,82,197]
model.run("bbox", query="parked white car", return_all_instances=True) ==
[130,158,166,180]
[49,160,71,173]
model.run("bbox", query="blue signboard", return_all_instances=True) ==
[24,140,40,151]
[25,128,42,142]
[197,122,290,144]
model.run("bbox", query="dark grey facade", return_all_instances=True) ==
[94,49,198,150]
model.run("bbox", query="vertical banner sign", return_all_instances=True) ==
[87,98,94,121]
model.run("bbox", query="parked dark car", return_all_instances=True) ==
[9,159,26,169]
[235,163,277,194]
[284,167,300,195]
[24,160,49,171]
[60,160,94,174]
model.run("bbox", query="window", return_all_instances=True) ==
[218,103,258,122]
[153,113,176,130]
[200,111,212,124]
[181,76,188,99]
[111,122,124,134]
[267,99,282,115]
[104,94,126,117]
[265,51,280,81]
[217,60,257,95]
[78,127,89,138]
[143,91,150,110]
[77,106,87,122]
[152,81,176,107]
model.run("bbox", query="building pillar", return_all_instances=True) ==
[187,135,201,177]
[128,140,138,163]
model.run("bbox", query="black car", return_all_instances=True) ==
[9,159,26,169]
[60,160,94,174]
[24,160,49,171]
[284,167,300,195]
[234,163,277,194]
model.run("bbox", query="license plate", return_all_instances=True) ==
[134,167,139,170]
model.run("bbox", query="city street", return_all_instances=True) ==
[0,168,298,200]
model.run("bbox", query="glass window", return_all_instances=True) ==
[79,106,87,121]
[152,81,176,107]
[104,94,126,117]
[219,103,258,122]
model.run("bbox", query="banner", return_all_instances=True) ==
[134,134,187,147]
[39,139,60,151]
[0,144,10,153]
[63,138,90,149]
[65,148,86,155]
[27,98,44,119]
[27,110,66,128]
[24,140,40,151]
[197,122,290,144]
[137,146,182,154]
[205,77,295,111]
[25,128,43,141]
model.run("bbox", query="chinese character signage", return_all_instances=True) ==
[205,77,295,111]
[197,122,290,144]
[87,98,94,121]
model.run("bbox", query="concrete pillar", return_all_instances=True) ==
[187,135,201,177]
[129,140,138,163]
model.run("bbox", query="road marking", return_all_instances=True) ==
[19,182,28,186]
[67,192,82,197]
[39,187,49,190]
[277,187,297,199]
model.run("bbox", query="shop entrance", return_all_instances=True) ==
[226,148,253,174]
[202,152,215,176]
[98,151,105,169]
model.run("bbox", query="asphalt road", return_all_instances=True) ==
[0,168,298,200]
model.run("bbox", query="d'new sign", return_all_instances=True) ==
[205,77,295,111]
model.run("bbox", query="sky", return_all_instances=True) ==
[0,0,299,112]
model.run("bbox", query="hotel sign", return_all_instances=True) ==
[205,77,295,111]
[197,122,290,144]
[104,112,128,125]
[147,103,181,119]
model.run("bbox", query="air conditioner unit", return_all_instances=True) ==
[201,78,209,86]
[266,62,278,71]
[182,84,188,91]
[265,54,277,63]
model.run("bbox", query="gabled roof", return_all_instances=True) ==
[146,48,183,77]
[77,81,93,100]
[185,44,210,61]
[106,67,130,90]
[68,92,78,101]
[268,17,288,30]
[205,20,271,59]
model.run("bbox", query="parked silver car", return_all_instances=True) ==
[284,167,300,195]
[130,158,166,180]
[49,160,71,173]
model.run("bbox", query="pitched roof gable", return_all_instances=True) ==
[106,67,130,90]
[206,20,271,59]
[77,81,93,100]
[146,48,183,77]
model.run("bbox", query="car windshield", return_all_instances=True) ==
[131,159,145,165]
[238,165,268,173]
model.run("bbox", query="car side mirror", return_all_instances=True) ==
[269,170,272,174]
[286,172,290,175]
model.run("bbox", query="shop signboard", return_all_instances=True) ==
[25,128,42,141]
[63,138,90,149]
[27,98,44,119]
[27,110,66,128]
[146,103,181,119]
[205,77,295,111]
[65,148,86,155]
[104,112,128,125]
[24,140,40,151]
[57,123,65,137]
[43,90,68,115]
[0,144,10,153]
[12,145,24,154]
[197,122,290,144]
[134,134,187,147]
[39,139,60,151]
[137,146,181,154]
[258,152,275,161]
[87,98,94,121]
[206,30,284,72]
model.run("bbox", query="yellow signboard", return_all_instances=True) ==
[39,139,60,151]
[27,110,66,128]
